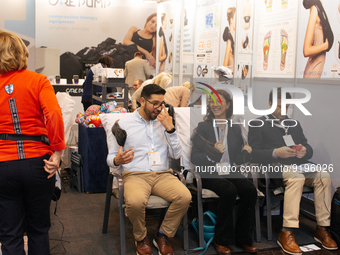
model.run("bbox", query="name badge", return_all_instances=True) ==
[216,163,230,175]
[283,135,295,147]
[148,152,161,165]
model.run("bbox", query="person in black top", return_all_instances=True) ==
[123,13,157,69]
[81,55,113,111]
[191,90,258,254]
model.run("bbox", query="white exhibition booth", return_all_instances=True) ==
[1,0,339,190]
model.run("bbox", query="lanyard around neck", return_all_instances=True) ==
[214,124,228,148]
[265,115,289,135]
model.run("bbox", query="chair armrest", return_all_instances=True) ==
[184,169,203,198]
[173,169,186,185]
[113,173,124,203]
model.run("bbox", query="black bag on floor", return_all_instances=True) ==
[330,187,340,245]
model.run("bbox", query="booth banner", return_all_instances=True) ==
[36,0,157,76]
[254,18,296,78]
[174,0,196,75]
[157,1,175,75]
[297,0,340,79]
[194,0,221,78]
[237,0,254,54]
[1,0,35,71]
[218,0,236,78]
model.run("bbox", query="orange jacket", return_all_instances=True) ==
[0,70,66,162]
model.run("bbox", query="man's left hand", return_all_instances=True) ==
[296,144,307,158]
[157,105,174,131]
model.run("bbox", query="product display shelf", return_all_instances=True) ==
[92,79,129,109]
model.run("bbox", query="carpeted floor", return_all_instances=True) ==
[45,180,340,255]
[1,172,338,255]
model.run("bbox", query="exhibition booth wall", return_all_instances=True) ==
[1,0,339,190]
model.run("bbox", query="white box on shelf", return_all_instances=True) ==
[103,68,124,78]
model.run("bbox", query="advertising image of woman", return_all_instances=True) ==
[123,13,157,69]
[190,90,258,254]
[158,13,168,73]
[303,0,333,78]
[223,7,236,74]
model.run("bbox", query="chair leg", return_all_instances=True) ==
[252,174,261,243]
[183,212,189,250]
[266,183,273,241]
[102,173,114,234]
[197,188,204,247]
[120,206,126,255]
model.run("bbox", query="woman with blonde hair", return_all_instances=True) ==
[0,30,66,255]
[131,72,172,111]
[164,81,195,107]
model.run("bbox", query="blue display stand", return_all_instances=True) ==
[78,124,109,192]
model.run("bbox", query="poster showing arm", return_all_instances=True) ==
[236,62,252,93]
[218,0,236,77]
[297,0,340,79]
[237,0,254,54]
[254,18,296,77]
[157,2,175,75]
[194,0,221,78]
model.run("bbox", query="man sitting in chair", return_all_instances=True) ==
[248,87,337,255]
[107,84,191,255]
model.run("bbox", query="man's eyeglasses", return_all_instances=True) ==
[143,97,165,108]
[208,100,227,106]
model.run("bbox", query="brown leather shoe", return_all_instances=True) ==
[277,230,302,255]
[135,236,152,255]
[314,226,338,250]
[241,244,258,253]
[214,242,231,254]
[153,234,174,255]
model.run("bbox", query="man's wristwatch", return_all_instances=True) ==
[166,127,176,134]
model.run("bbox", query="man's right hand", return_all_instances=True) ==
[274,146,297,158]
[114,146,134,165]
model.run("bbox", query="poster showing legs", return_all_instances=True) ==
[254,19,296,78]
